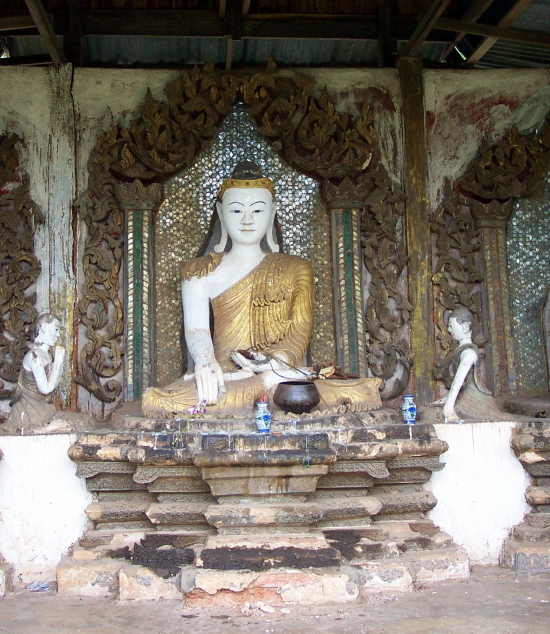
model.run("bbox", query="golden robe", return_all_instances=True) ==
[142,252,382,418]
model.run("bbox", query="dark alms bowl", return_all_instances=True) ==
[273,381,320,414]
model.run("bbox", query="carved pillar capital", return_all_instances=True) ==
[115,180,162,209]
[322,176,371,210]
[469,198,514,229]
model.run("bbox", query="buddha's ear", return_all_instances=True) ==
[213,200,228,253]
[266,201,280,253]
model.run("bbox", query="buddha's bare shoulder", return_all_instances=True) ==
[180,252,224,281]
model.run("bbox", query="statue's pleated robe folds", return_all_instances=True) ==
[142,251,382,418]
[142,252,314,417]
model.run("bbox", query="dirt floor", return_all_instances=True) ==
[0,566,549,634]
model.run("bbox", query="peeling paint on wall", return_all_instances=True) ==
[424,69,550,209]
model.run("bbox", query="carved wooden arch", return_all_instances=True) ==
[0,134,43,402]
[431,114,550,394]
[77,63,411,404]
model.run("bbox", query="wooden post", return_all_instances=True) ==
[397,57,434,405]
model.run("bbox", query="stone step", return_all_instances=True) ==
[204,502,324,530]
[526,511,550,529]
[374,490,437,515]
[500,538,550,573]
[146,501,210,526]
[526,485,550,506]
[86,497,156,525]
[513,523,550,543]
[196,533,340,571]
[56,543,470,603]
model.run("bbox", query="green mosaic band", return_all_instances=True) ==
[331,208,367,376]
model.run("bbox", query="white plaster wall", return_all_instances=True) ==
[0,434,91,583]
[0,66,76,405]
[425,422,531,565]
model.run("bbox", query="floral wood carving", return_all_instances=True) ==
[432,115,550,386]
[431,181,485,385]
[0,134,42,401]
[458,116,550,207]
[78,63,384,403]
[361,168,412,399]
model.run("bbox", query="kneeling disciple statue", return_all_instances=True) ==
[427,307,512,423]
[3,313,65,433]
[143,161,380,418]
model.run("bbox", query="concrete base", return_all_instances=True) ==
[0,434,92,583]
[55,543,470,604]
[119,564,183,601]
[426,421,530,564]
[57,556,122,598]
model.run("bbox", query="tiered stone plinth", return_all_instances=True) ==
[502,420,550,574]
[58,411,469,602]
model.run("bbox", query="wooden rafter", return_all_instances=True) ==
[0,15,40,31]
[24,0,66,64]
[465,0,534,64]
[242,0,251,16]
[0,10,459,43]
[439,0,495,61]
[398,0,453,59]
[438,17,550,49]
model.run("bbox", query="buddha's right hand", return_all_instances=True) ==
[195,360,226,405]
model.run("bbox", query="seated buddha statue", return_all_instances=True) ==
[142,161,380,418]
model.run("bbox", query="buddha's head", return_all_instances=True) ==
[214,161,279,253]
[448,306,474,343]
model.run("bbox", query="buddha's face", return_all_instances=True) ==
[218,187,275,247]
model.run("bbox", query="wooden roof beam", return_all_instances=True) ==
[464,0,534,64]
[439,0,495,61]
[0,53,52,66]
[398,0,453,59]
[242,0,251,16]
[437,17,550,49]
[24,0,66,64]
[0,15,43,32]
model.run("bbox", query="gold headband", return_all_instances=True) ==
[218,178,275,200]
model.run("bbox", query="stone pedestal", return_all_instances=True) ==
[60,412,470,602]
[502,421,550,574]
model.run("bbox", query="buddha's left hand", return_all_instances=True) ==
[231,350,283,374]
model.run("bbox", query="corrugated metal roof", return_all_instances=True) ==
[512,0,550,35]
[1,1,549,68]
[475,39,550,69]
[473,0,550,69]
[7,34,382,67]
[83,36,381,67]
